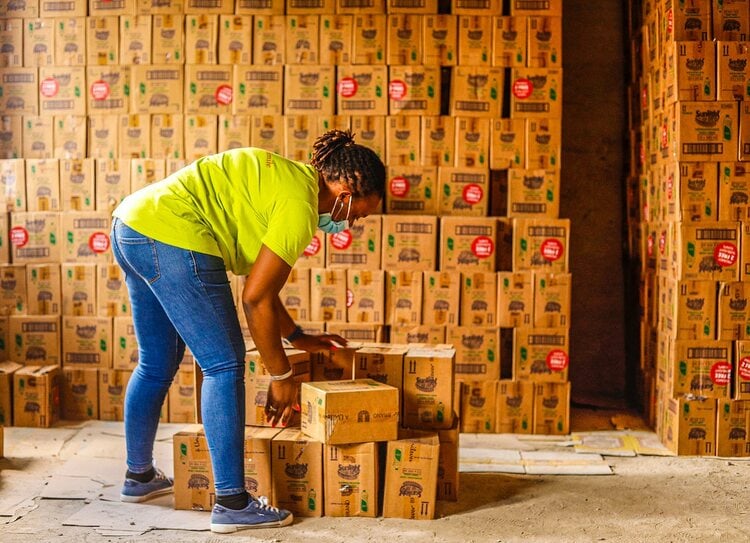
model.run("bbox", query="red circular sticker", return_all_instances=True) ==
[330,230,353,250]
[660,124,668,150]
[666,174,674,200]
[647,233,654,257]
[90,80,110,101]
[546,349,569,372]
[659,231,666,255]
[40,77,59,98]
[667,9,673,35]
[389,176,410,197]
[346,289,354,308]
[303,236,321,257]
[739,357,750,380]
[388,79,407,101]
[714,242,737,267]
[513,78,533,99]
[462,184,484,205]
[641,86,648,109]
[540,239,563,262]
[89,232,110,253]
[471,236,494,259]
[10,226,28,247]
[338,77,358,98]
[710,362,732,386]
[215,84,233,105]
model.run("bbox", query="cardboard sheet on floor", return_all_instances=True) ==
[626,431,675,456]
[0,470,44,522]
[3,427,82,458]
[459,448,525,473]
[41,475,106,500]
[521,451,613,475]
[63,495,208,532]
[571,432,638,457]
[460,433,538,451]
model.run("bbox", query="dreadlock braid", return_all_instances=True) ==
[311,129,386,198]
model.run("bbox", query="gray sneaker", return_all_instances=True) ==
[120,467,174,503]
[210,495,293,533]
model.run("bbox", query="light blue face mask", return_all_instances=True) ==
[318,193,353,234]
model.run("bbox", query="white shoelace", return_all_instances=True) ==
[255,495,280,514]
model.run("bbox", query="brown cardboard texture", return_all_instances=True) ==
[245,349,310,427]
[151,14,184,64]
[38,66,86,115]
[271,428,324,517]
[665,40,716,104]
[98,263,130,317]
[496,379,534,434]
[168,367,196,424]
[661,161,718,223]
[461,380,497,433]
[351,115,386,160]
[285,15,320,65]
[0,361,22,426]
[99,368,131,421]
[526,118,562,170]
[447,326,500,381]
[421,116,455,167]
[533,381,570,435]
[459,271,497,326]
[527,16,562,69]
[386,270,423,326]
[310,268,347,323]
[718,281,750,340]
[173,426,215,511]
[326,215,382,270]
[422,271,460,327]
[389,324,446,345]
[9,315,61,365]
[86,65,130,115]
[253,15,286,65]
[423,15,457,66]
[533,272,570,328]
[507,217,570,273]
[664,396,716,456]
[218,15,251,65]
[388,65,440,116]
[674,101,738,162]
[451,66,502,118]
[13,364,60,427]
[284,65,335,116]
[294,231,326,269]
[387,14,422,65]
[62,316,112,369]
[324,442,379,517]
[386,115,421,166]
[455,117,490,169]
[0,264,26,316]
[94,159,131,214]
[301,379,398,444]
[310,348,355,382]
[510,68,561,119]
[347,269,385,324]
[62,263,97,316]
[438,167,489,217]
[716,399,750,457]
[61,368,98,420]
[713,1,749,41]
[497,271,534,328]
[491,117,527,171]
[281,268,311,322]
[734,340,750,400]
[60,158,95,212]
[184,64,233,115]
[352,14,386,65]
[184,15,217,64]
[492,16,526,68]
[457,15,492,66]
[0,68,37,115]
[439,216,497,273]
[233,65,283,115]
[130,64,183,114]
[506,168,560,218]
[383,434,439,520]
[151,114,184,159]
[61,212,112,264]
[354,344,407,388]
[10,212,61,264]
[670,340,732,399]
[671,222,740,281]
[327,323,384,343]
[25,159,60,211]
[320,14,353,65]
[402,347,456,430]
[513,327,569,382]
[381,214,438,271]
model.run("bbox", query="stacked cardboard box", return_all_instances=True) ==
[628,0,750,455]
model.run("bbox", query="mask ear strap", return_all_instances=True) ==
[344,193,353,221]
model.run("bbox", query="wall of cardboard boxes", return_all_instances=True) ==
[0,0,567,517]
[629,0,750,456]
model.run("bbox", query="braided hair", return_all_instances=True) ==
[310,129,385,198]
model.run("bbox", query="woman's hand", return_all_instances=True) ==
[291,332,348,353]
[265,377,300,428]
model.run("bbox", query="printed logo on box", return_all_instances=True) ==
[89,232,110,253]
[710,362,732,386]
[338,77,358,98]
[546,349,569,371]
[471,236,494,258]
[215,85,233,105]
[40,78,60,98]
[90,80,110,101]
[303,235,321,257]
[541,239,563,261]
[388,79,407,101]
[714,242,737,267]
[331,230,353,250]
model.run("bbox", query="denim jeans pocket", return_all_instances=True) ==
[189,251,229,287]
[114,222,161,284]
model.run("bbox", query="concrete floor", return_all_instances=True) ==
[1,408,749,543]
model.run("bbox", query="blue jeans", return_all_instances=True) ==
[110,218,247,496]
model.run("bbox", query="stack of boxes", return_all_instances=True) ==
[628,0,750,456]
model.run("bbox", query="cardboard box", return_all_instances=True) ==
[0,67,38,115]
[421,116,455,167]
[670,339,732,399]
[151,14,183,64]
[301,378,398,444]
[422,14,456,66]
[22,116,53,159]
[492,16,527,68]
[61,367,98,420]
[496,379,534,434]
[382,434,439,520]
[388,65,440,116]
[285,0,334,13]
[386,165,436,215]
[716,42,750,101]
[10,212,61,264]
[89,0,136,15]
[324,442,379,517]
[0,114,21,159]
[718,281,750,339]
[502,217,570,273]
[285,15,319,65]
[25,159,60,211]
[245,348,310,427]
[86,16,119,65]
[217,15,251,65]
[459,271,497,326]
[389,324,445,345]
[670,222,740,281]
[532,381,570,435]
[130,158,165,192]
[510,68,562,119]
[113,316,138,370]
[310,268,347,323]
[253,15,285,65]
[673,101,738,162]
[120,15,151,65]
[387,0,436,12]
[233,65,283,116]
[184,15,217,64]
[62,316,112,369]
[352,14,386,64]
[457,15,492,66]
[0,361,22,426]
[386,115,421,166]
[422,271,460,327]
[460,380,496,433]
[453,0,501,14]
[534,272,571,328]
[526,118,562,170]
[150,114,184,159]
[336,65,388,116]
[130,64,184,114]
[386,270,422,325]
[283,114,315,162]
[284,65,335,116]
[168,366,195,423]
[662,161,718,222]
[439,216,497,273]
[13,364,60,427]
[0,18,22,67]
[0,213,8,264]
[310,347,356,382]
[454,117,490,169]
[527,16,562,69]
[326,215,382,270]
[319,14,353,65]
[24,18,54,67]
[26,263,61,316]
[381,214,437,271]
[451,66,502,118]
[184,64,233,115]
[513,327,569,382]
[0,158,25,211]
[54,116,87,160]
[350,115,385,160]
[346,269,385,324]
[402,347,456,430]
[0,264,26,316]
[119,115,150,159]
[665,41,715,104]
[99,368,130,421]
[497,271,534,328]
[61,263,97,316]
[353,344,406,388]
[736,340,750,399]
[325,323,383,343]
[4,0,38,18]
[293,231,326,270]
[87,114,118,159]
[173,426,215,511]
[184,114,218,162]
[663,396,716,456]
[271,428,324,517]
[438,166,489,217]
[61,212,112,264]
[447,326,499,382]
[716,399,750,457]
[714,0,749,41]
[387,14,422,65]
[280,268,310,322]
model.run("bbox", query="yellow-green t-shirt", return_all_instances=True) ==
[113,148,319,275]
